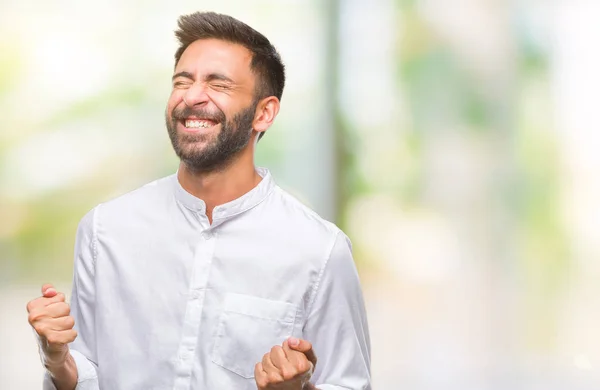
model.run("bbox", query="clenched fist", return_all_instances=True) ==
[27,284,77,368]
[255,337,318,390]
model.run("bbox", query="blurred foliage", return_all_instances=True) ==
[0,0,569,301]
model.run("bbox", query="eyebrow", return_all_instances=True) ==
[171,72,235,84]
[205,73,235,84]
[172,71,194,81]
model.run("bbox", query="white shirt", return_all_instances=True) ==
[43,168,371,390]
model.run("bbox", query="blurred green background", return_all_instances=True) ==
[2,0,600,388]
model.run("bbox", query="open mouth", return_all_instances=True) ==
[183,118,218,129]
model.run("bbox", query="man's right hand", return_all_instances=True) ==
[27,284,77,368]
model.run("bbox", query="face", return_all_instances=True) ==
[166,39,259,173]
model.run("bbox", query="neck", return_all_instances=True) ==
[177,142,261,224]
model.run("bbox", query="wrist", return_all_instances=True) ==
[43,347,71,371]
[45,352,78,390]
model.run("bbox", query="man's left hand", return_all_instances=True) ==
[254,337,318,390]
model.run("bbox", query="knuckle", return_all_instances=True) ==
[267,372,281,383]
[56,302,70,315]
[56,293,66,302]
[33,323,47,335]
[64,316,75,328]
[45,334,59,345]
[256,376,267,388]
[280,368,294,380]
[67,330,77,342]
[297,360,309,373]
[28,311,42,324]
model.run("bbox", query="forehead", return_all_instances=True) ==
[175,39,254,83]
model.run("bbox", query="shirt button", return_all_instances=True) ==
[180,351,191,360]
[202,231,212,239]
[190,290,201,299]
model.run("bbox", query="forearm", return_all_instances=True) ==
[46,351,78,390]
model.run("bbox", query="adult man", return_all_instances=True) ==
[26,11,371,390]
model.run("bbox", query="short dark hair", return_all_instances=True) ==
[174,12,285,103]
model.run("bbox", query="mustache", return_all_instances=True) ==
[172,106,226,123]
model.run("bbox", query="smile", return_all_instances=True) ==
[184,119,217,129]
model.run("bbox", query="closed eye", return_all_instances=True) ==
[173,81,192,88]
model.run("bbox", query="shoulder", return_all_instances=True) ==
[102,175,174,208]
[80,174,175,226]
[273,186,340,232]
[266,185,350,253]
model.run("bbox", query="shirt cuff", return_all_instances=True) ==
[43,349,99,390]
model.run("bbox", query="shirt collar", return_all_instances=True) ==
[173,167,275,222]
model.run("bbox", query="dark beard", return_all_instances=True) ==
[166,102,256,174]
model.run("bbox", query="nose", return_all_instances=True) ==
[183,82,209,107]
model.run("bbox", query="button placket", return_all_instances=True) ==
[173,228,217,389]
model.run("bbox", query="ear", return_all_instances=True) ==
[253,96,280,135]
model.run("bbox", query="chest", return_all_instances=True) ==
[94,225,317,383]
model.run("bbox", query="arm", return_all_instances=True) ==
[43,208,101,390]
[29,284,78,390]
[46,354,78,390]
[253,232,371,390]
[302,232,371,390]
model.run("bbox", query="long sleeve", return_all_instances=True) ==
[304,232,372,390]
[43,207,100,390]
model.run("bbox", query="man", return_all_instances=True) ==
[26,11,371,390]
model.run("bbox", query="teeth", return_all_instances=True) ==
[185,120,212,128]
